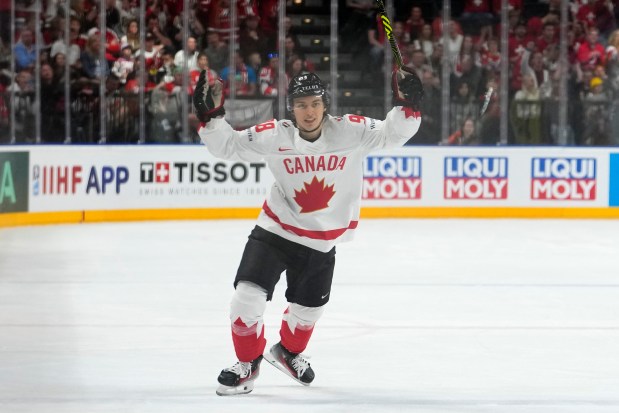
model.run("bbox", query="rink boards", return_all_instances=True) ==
[1,146,619,226]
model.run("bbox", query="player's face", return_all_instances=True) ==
[292,96,325,132]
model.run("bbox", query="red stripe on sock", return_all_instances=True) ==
[280,319,314,354]
[231,317,266,362]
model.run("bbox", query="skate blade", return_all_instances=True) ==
[216,380,254,396]
[263,353,310,386]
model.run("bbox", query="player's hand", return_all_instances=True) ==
[392,66,424,110]
[193,70,225,123]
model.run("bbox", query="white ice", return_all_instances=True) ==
[1,218,618,413]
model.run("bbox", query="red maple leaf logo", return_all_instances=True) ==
[402,107,421,119]
[294,176,336,213]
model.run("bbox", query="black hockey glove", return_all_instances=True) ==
[392,66,424,110]
[193,70,225,123]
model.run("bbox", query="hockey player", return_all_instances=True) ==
[193,66,423,396]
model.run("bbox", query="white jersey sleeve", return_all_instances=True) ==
[197,117,279,162]
[352,106,422,153]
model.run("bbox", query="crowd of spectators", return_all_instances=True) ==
[1,0,619,145]
[0,0,313,143]
[342,0,619,145]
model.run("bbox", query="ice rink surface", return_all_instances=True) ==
[1,218,619,413]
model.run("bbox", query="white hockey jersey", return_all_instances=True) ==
[198,107,421,252]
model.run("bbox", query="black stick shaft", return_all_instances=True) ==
[375,0,403,69]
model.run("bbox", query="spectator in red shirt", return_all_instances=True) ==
[478,37,501,73]
[135,31,164,78]
[124,63,156,94]
[404,6,425,41]
[591,0,616,38]
[258,0,279,41]
[509,19,533,64]
[577,26,606,71]
[207,0,252,43]
[536,22,557,54]
[259,52,280,96]
[575,0,615,38]
[527,16,543,39]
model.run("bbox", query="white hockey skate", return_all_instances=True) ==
[263,342,315,386]
[215,355,263,396]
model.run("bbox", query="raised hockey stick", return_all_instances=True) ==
[375,0,403,69]
[479,87,494,116]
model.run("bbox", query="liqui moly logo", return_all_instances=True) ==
[444,157,508,199]
[531,157,596,200]
[363,156,421,199]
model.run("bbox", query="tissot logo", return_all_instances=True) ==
[141,163,170,183]
[139,161,266,184]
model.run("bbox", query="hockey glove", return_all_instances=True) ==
[193,70,225,123]
[392,66,424,110]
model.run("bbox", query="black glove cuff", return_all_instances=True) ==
[197,106,225,123]
[392,96,421,110]
[392,67,424,110]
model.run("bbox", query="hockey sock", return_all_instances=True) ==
[230,281,267,362]
[279,303,324,354]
